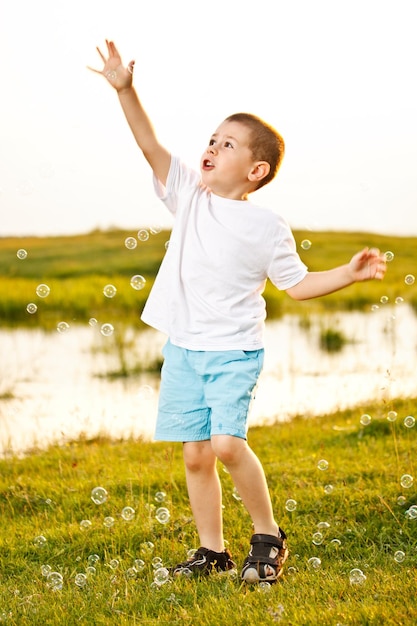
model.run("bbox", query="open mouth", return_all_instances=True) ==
[202,159,215,170]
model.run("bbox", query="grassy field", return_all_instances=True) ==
[0,396,416,625]
[1,229,416,328]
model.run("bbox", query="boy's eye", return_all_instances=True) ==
[209,139,215,146]
[225,141,233,148]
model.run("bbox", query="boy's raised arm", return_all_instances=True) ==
[89,40,171,186]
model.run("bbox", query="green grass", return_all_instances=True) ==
[1,229,416,327]
[1,397,416,625]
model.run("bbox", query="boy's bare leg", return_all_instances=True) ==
[211,434,279,537]
[183,440,225,552]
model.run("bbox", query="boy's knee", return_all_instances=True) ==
[183,441,213,472]
[211,435,245,466]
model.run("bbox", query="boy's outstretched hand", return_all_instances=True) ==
[348,247,387,282]
[88,40,134,92]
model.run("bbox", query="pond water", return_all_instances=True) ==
[1,304,416,457]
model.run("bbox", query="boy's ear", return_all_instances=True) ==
[248,161,270,184]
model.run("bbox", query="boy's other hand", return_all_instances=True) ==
[349,247,387,282]
[88,40,134,92]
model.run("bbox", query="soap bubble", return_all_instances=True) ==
[317,521,330,530]
[74,573,87,588]
[140,541,155,556]
[380,296,389,304]
[17,248,28,259]
[100,323,114,336]
[138,229,149,241]
[317,459,329,471]
[384,251,394,262]
[155,507,170,524]
[121,506,135,521]
[86,566,96,576]
[109,559,119,570]
[130,274,146,290]
[155,491,167,503]
[46,571,64,591]
[41,564,52,577]
[125,236,137,250]
[103,284,117,298]
[404,274,415,285]
[371,304,379,312]
[57,322,70,333]
[403,415,415,428]
[405,505,417,519]
[394,550,405,563]
[307,557,321,570]
[80,519,92,531]
[165,240,170,251]
[324,484,334,495]
[330,539,342,547]
[89,318,98,327]
[33,535,47,548]
[91,486,108,505]
[103,516,115,528]
[285,498,297,512]
[397,495,406,506]
[152,557,163,569]
[125,567,137,580]
[300,239,312,250]
[154,567,170,585]
[312,532,323,546]
[150,224,162,234]
[360,414,372,426]
[400,474,414,488]
[134,559,145,572]
[258,581,272,592]
[387,411,398,422]
[349,568,366,585]
[26,303,37,314]
[395,297,404,304]
[87,554,100,566]
[36,284,50,298]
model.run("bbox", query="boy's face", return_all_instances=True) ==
[200,120,258,199]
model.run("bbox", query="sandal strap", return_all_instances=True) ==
[250,532,286,549]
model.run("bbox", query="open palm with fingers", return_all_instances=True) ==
[88,39,134,91]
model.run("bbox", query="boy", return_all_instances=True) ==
[90,40,387,583]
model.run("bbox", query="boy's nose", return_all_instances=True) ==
[207,144,217,154]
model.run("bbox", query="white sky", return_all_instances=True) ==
[1,0,416,238]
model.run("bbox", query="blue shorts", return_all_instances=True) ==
[155,340,264,442]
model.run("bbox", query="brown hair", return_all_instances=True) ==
[225,113,285,189]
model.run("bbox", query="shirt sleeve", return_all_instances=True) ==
[267,217,308,290]
[153,156,201,216]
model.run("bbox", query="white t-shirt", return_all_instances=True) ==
[141,156,307,350]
